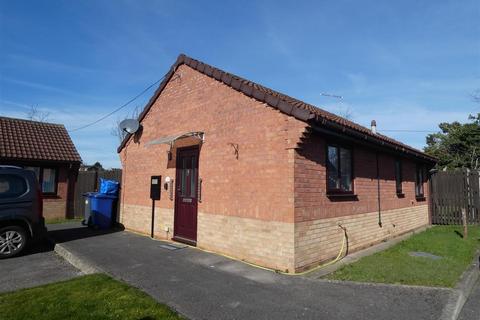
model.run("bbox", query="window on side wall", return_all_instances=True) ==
[415,164,425,198]
[24,166,58,195]
[395,159,403,195]
[327,144,353,194]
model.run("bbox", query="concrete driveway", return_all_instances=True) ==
[48,223,451,320]
[458,281,480,320]
[0,239,80,294]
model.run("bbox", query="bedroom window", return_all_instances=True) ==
[395,159,403,195]
[24,166,58,195]
[327,144,353,193]
[415,164,425,198]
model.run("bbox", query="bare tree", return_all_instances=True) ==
[26,105,50,122]
[339,106,354,120]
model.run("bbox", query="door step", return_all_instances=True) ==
[172,236,197,246]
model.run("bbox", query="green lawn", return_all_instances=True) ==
[0,274,183,320]
[327,225,480,287]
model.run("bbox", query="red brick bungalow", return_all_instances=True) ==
[118,54,436,273]
[0,117,81,219]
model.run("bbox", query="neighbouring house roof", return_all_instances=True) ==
[118,54,436,163]
[0,116,82,163]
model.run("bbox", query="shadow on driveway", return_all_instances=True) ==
[47,222,124,244]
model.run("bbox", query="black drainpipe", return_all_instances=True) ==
[376,152,382,227]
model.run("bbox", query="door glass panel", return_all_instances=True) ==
[190,156,197,198]
[181,158,187,196]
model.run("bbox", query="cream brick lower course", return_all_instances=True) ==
[294,205,429,271]
[121,204,295,272]
[197,212,294,272]
[121,204,428,273]
[121,204,174,239]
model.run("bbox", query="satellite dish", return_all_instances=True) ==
[119,119,140,134]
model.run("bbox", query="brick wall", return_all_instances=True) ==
[121,204,174,239]
[119,63,432,273]
[293,131,431,270]
[120,64,300,268]
[197,211,294,272]
[294,132,429,221]
[295,205,429,270]
[43,165,70,219]
[120,65,299,223]
[43,199,67,219]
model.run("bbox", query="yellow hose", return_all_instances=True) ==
[280,225,347,276]
[147,224,348,276]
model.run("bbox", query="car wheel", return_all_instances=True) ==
[0,226,27,259]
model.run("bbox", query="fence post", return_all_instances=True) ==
[462,208,468,239]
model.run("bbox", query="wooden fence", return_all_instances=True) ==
[431,170,480,224]
[73,169,122,219]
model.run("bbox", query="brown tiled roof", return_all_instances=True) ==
[118,54,436,163]
[0,116,82,163]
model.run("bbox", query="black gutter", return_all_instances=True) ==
[309,122,436,164]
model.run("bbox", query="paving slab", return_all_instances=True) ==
[48,223,452,320]
[0,240,80,294]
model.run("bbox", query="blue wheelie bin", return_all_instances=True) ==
[87,193,118,229]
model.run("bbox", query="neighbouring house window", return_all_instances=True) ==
[42,168,57,194]
[395,159,402,194]
[415,165,425,198]
[25,166,58,195]
[327,144,353,193]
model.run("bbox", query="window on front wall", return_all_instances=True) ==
[415,165,425,198]
[24,166,58,195]
[327,144,353,193]
[395,159,402,194]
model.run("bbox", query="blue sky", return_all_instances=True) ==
[1,0,479,168]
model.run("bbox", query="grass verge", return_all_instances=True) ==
[326,225,480,287]
[0,274,183,320]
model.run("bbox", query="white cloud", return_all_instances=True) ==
[5,54,98,75]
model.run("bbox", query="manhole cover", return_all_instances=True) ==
[408,251,442,260]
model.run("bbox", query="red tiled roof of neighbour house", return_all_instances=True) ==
[0,116,82,163]
[118,54,436,163]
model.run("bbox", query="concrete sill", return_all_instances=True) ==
[327,193,358,201]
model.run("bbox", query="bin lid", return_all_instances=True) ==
[83,192,97,197]
[89,192,118,199]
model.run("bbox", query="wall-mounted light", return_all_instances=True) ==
[164,176,171,190]
[164,176,174,200]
